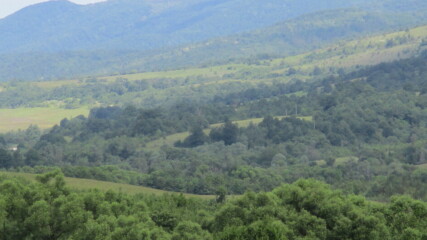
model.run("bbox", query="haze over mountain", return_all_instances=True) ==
[0,0,408,53]
[1,0,427,81]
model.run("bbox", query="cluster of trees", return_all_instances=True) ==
[175,120,239,148]
[1,172,427,239]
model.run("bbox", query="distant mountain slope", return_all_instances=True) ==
[2,6,427,82]
[1,0,427,81]
[0,0,394,53]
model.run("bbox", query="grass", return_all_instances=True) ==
[416,163,427,169]
[0,171,215,199]
[32,79,82,89]
[100,64,241,82]
[146,116,312,150]
[0,107,89,132]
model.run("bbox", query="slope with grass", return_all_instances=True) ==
[0,171,215,199]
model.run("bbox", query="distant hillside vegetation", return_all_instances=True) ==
[1,0,427,81]
[0,0,377,53]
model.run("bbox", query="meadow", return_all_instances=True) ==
[0,107,89,132]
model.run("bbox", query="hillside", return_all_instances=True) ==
[0,171,214,199]
[2,0,427,81]
[1,52,427,199]
[1,24,426,108]
[0,24,425,133]
[0,0,376,54]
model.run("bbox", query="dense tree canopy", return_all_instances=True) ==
[1,172,427,239]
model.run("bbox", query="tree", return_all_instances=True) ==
[172,221,212,240]
[216,187,227,204]
[0,149,13,168]
[210,120,238,145]
[176,126,209,148]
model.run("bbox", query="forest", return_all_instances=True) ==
[2,52,427,202]
[1,171,427,239]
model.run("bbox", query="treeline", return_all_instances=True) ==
[1,172,426,240]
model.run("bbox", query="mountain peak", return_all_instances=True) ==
[7,0,79,19]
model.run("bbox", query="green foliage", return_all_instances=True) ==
[3,33,427,201]
[1,173,427,239]
[209,119,239,146]
[175,126,210,148]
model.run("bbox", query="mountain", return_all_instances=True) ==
[1,7,427,82]
[1,0,427,81]
[0,0,378,53]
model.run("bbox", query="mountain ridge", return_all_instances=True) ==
[0,0,386,53]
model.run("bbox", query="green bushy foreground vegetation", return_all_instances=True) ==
[1,171,427,239]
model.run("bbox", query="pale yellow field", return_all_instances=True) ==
[0,107,89,132]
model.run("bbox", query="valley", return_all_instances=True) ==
[1,24,426,133]
[1,0,427,238]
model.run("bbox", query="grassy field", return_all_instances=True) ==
[0,107,89,132]
[0,171,215,199]
[416,163,427,169]
[146,116,312,149]
[32,79,83,89]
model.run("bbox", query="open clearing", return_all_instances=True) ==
[0,171,215,199]
[0,107,89,132]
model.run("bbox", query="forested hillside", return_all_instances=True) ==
[2,52,427,201]
[1,23,426,111]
